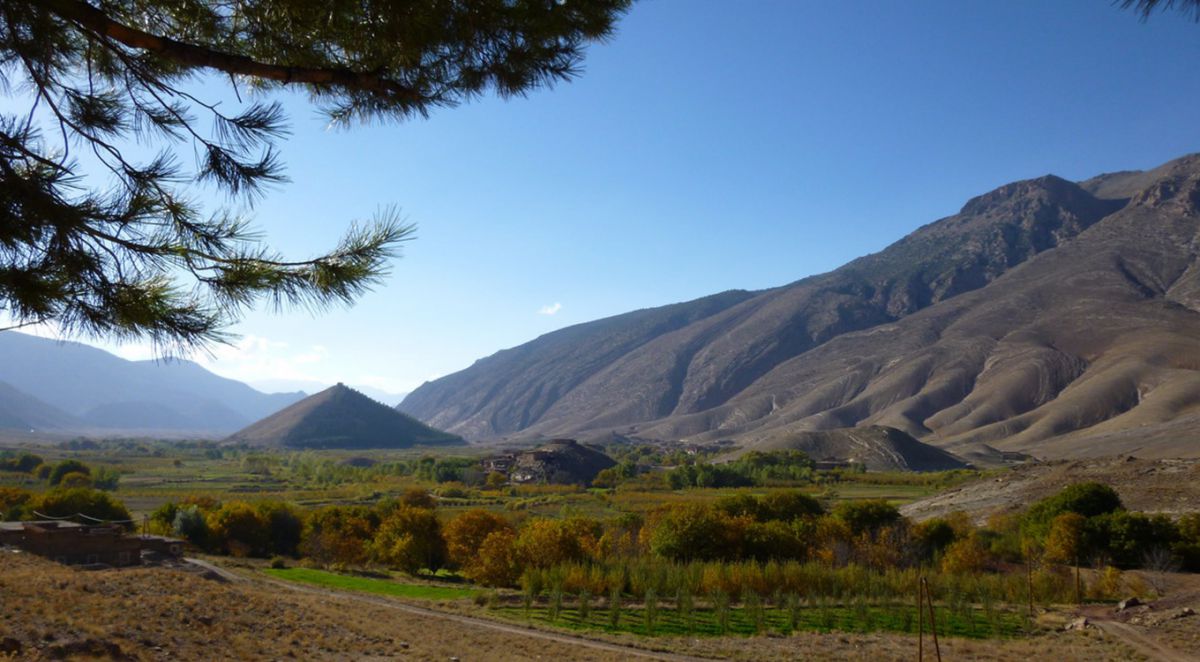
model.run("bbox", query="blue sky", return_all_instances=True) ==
[15,1,1200,396]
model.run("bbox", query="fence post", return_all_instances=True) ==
[917,577,924,661]
[923,577,941,662]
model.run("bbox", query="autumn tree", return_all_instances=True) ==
[1044,512,1087,565]
[207,500,271,556]
[468,529,521,587]
[0,0,632,349]
[300,505,377,568]
[514,517,600,568]
[444,509,512,570]
[370,504,446,574]
[940,532,992,574]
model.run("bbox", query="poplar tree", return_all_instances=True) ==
[0,0,631,351]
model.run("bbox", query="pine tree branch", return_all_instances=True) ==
[42,0,426,102]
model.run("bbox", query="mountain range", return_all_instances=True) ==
[0,332,304,437]
[399,154,1200,462]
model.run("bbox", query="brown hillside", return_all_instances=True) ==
[227,384,462,449]
[401,154,1200,461]
[726,426,969,472]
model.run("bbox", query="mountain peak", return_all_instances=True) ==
[227,383,462,449]
[958,174,1093,217]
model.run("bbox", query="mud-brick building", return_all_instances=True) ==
[0,521,184,567]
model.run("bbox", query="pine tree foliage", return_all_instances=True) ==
[1119,0,1200,20]
[0,0,631,351]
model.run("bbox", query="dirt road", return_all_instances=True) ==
[253,573,715,662]
[1091,619,1199,662]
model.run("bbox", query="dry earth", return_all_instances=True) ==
[901,456,1200,523]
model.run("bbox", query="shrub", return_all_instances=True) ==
[0,487,33,520]
[0,452,43,473]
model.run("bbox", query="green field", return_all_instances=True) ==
[491,602,1026,639]
[263,567,479,601]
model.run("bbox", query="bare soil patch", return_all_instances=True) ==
[901,456,1200,523]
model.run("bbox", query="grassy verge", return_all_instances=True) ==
[263,567,479,601]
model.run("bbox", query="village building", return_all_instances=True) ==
[0,521,184,567]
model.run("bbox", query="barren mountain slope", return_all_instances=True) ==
[401,154,1200,460]
[636,156,1200,457]
[227,384,462,449]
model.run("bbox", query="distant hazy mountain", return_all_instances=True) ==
[0,333,304,436]
[0,381,80,432]
[401,154,1200,462]
[250,379,408,407]
[227,384,462,449]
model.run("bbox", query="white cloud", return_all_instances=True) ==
[192,334,330,383]
[538,302,563,316]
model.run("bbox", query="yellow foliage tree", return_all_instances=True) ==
[467,529,521,587]
[370,505,446,574]
[940,533,992,574]
[444,509,512,569]
[1044,512,1087,564]
[513,517,599,568]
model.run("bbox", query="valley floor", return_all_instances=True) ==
[3,551,1193,661]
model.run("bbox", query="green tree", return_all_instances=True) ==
[47,459,91,486]
[0,0,631,349]
[207,500,271,556]
[172,504,210,548]
[256,500,303,557]
[1023,482,1123,539]
[643,503,743,562]
[832,499,901,537]
[32,487,131,525]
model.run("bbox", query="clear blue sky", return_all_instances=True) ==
[38,1,1200,394]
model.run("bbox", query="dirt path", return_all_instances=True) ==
[252,572,714,662]
[1091,619,1199,662]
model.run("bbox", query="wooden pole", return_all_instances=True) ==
[917,577,924,661]
[923,578,941,662]
[1027,557,1035,625]
[1075,557,1082,606]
